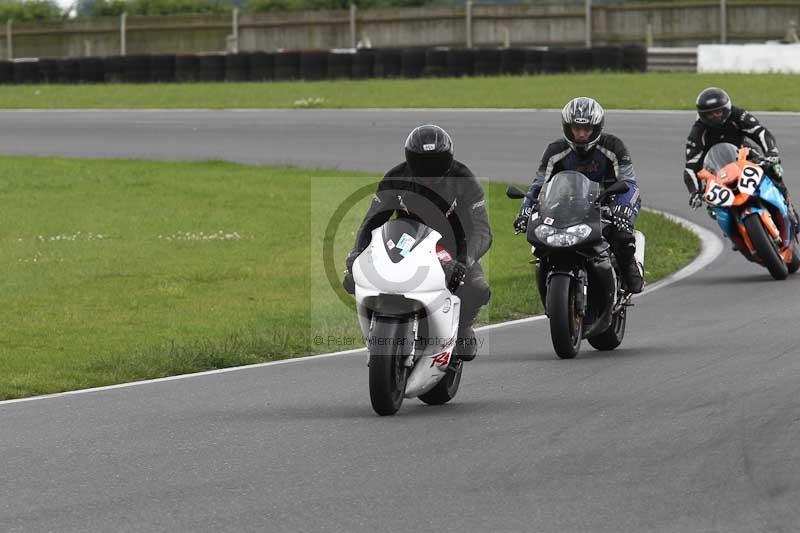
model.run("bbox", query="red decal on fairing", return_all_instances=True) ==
[430,351,451,368]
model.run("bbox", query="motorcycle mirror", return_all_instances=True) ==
[506,186,526,199]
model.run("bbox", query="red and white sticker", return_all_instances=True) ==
[386,239,396,250]
[544,217,554,225]
[430,351,451,368]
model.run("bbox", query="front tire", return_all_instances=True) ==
[368,316,412,416]
[744,214,788,280]
[419,360,462,405]
[547,273,583,359]
[588,306,627,351]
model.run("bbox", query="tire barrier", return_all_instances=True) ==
[149,54,175,83]
[621,44,647,72]
[473,48,502,76]
[225,52,250,82]
[103,55,125,83]
[299,50,328,81]
[352,49,375,79]
[500,48,526,75]
[327,51,353,79]
[13,60,40,84]
[423,48,448,78]
[565,48,592,72]
[0,61,12,84]
[446,48,473,77]
[78,57,105,83]
[374,48,402,78]
[591,46,623,71]
[197,54,225,82]
[175,54,199,82]
[38,58,60,83]
[0,45,642,85]
[274,51,300,81]
[122,55,150,83]
[542,47,567,73]
[523,48,544,74]
[248,51,274,81]
[400,48,425,78]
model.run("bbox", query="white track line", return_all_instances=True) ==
[0,210,722,407]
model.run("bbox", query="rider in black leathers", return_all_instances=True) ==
[684,87,798,227]
[514,96,644,294]
[343,125,492,362]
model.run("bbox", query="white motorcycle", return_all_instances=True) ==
[353,218,464,416]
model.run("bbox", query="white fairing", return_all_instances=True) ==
[634,229,646,274]
[354,226,460,398]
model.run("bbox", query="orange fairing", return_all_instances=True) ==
[759,210,780,239]
[737,222,755,254]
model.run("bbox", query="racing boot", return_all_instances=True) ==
[454,324,478,362]
[614,237,644,294]
[771,178,799,233]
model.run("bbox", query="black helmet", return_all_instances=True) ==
[404,124,454,178]
[696,87,731,128]
[561,97,605,155]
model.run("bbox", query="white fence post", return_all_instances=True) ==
[120,12,127,56]
[349,3,356,49]
[720,0,727,44]
[232,8,239,53]
[585,0,592,48]
[466,0,473,49]
[6,19,12,60]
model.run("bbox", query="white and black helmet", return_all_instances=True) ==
[561,97,605,155]
[696,87,731,128]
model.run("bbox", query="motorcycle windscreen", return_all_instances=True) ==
[703,143,738,174]
[380,218,434,263]
[537,170,601,227]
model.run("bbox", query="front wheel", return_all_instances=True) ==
[368,316,412,416]
[744,214,788,280]
[547,273,583,359]
[588,306,627,351]
[419,360,462,405]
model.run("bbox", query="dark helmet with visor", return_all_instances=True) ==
[561,97,605,155]
[404,124,454,178]
[696,87,731,128]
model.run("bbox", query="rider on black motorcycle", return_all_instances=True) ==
[343,124,492,362]
[514,97,644,294]
[684,87,799,229]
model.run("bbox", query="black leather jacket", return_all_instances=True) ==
[683,106,778,194]
[350,160,492,266]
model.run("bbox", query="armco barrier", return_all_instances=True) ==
[0,44,646,85]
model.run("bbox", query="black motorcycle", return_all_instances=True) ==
[507,171,637,359]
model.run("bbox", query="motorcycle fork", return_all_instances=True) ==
[545,268,587,318]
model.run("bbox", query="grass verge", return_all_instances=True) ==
[0,73,798,110]
[0,156,699,399]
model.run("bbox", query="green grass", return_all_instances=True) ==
[2,72,799,110]
[0,156,699,399]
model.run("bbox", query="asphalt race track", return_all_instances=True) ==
[1,109,799,532]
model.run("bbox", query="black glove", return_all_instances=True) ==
[342,250,360,295]
[689,190,704,209]
[762,151,784,179]
[610,204,635,232]
[514,206,532,234]
[442,260,468,293]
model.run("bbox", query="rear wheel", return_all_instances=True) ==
[588,306,627,351]
[419,360,462,405]
[547,274,583,359]
[744,214,788,280]
[368,316,412,416]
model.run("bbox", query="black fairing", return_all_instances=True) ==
[530,171,618,339]
[381,218,434,263]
